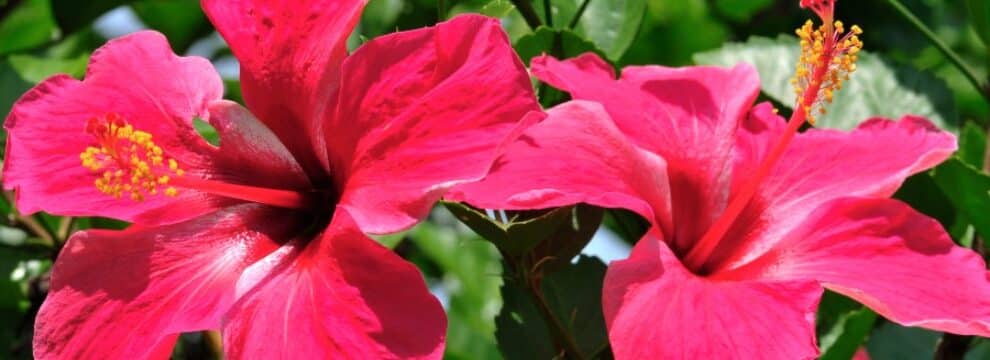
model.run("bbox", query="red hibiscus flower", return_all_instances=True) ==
[3,1,538,358]
[449,1,990,358]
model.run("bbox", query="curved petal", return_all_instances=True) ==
[222,210,446,359]
[604,231,821,360]
[3,31,227,225]
[33,204,295,359]
[205,100,310,191]
[333,15,540,234]
[741,197,990,336]
[202,0,367,176]
[709,115,957,271]
[532,53,759,252]
[448,101,671,230]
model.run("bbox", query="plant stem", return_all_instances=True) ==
[568,0,592,29]
[885,0,987,101]
[509,0,543,30]
[2,192,54,247]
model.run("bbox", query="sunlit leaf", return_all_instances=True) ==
[537,0,646,61]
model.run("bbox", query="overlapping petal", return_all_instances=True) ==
[332,15,540,234]
[531,53,759,252]
[448,101,671,230]
[742,197,990,336]
[223,210,446,359]
[708,114,957,271]
[34,204,296,360]
[3,31,225,225]
[202,0,367,176]
[603,231,821,360]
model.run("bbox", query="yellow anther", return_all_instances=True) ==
[79,113,185,202]
[791,12,863,126]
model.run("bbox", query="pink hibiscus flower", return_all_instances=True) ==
[449,1,990,358]
[3,1,538,358]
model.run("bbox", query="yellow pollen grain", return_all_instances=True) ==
[78,114,185,202]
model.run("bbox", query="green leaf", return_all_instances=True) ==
[537,0,646,61]
[443,201,603,266]
[958,122,987,168]
[693,35,960,132]
[0,0,58,54]
[496,256,609,359]
[932,158,990,241]
[480,0,515,18]
[7,53,88,82]
[817,292,877,360]
[513,26,606,66]
[131,0,212,53]
[866,322,940,360]
[968,0,990,47]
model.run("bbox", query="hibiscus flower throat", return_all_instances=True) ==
[683,0,863,271]
[79,113,310,210]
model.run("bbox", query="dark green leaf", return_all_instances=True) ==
[496,255,609,359]
[693,35,960,132]
[866,322,940,360]
[443,201,602,262]
[513,26,606,66]
[0,0,57,54]
[131,0,212,53]
[931,158,990,241]
[968,0,990,47]
[815,292,878,360]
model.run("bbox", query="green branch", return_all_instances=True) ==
[509,0,543,30]
[569,0,592,29]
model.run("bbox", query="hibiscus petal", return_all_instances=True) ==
[745,197,990,336]
[604,231,821,359]
[222,210,446,359]
[33,204,294,359]
[205,100,311,191]
[531,54,759,252]
[709,115,957,270]
[3,31,226,225]
[447,100,671,230]
[202,0,366,177]
[333,15,540,233]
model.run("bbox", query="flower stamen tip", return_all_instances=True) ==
[79,113,183,201]
[791,4,862,126]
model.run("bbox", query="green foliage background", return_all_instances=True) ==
[1,0,989,359]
